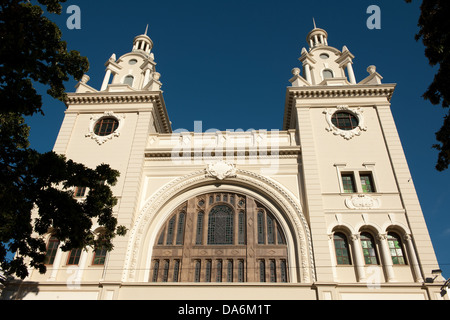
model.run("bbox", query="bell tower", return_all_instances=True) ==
[283,25,440,287]
[51,29,172,283]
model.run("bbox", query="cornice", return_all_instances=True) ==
[65,91,162,105]
[65,91,172,134]
[283,84,396,130]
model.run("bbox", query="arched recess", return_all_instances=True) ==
[122,168,315,283]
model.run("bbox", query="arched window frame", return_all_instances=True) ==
[360,232,380,265]
[333,232,352,265]
[151,192,290,283]
[387,231,407,265]
[123,75,134,87]
[322,69,334,79]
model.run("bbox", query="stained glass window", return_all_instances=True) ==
[388,233,406,265]
[360,173,375,193]
[334,233,351,265]
[360,233,379,265]
[208,205,234,245]
[342,173,356,193]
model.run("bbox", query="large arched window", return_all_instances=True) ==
[151,192,289,283]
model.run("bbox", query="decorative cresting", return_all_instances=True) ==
[323,105,367,140]
[86,111,125,145]
[122,166,315,283]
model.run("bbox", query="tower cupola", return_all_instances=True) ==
[133,30,153,56]
[306,27,328,49]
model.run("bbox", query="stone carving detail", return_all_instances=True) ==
[86,111,125,145]
[324,105,367,140]
[345,194,381,210]
[205,161,237,180]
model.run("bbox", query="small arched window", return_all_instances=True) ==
[123,75,134,86]
[323,69,334,79]
[334,232,352,265]
[360,232,379,265]
[387,232,407,265]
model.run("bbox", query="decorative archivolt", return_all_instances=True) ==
[122,164,315,283]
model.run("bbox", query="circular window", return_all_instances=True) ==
[129,59,138,65]
[331,111,359,131]
[319,53,329,59]
[94,117,119,136]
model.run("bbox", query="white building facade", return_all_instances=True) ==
[3,26,447,300]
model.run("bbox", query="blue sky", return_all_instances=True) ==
[24,1,450,279]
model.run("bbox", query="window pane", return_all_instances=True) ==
[360,174,375,193]
[342,174,356,193]
[387,233,406,265]
[360,233,379,265]
[334,233,351,265]
[208,205,234,245]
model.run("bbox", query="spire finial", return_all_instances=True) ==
[313,18,317,29]
[144,24,149,36]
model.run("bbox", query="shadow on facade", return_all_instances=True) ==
[0,276,40,300]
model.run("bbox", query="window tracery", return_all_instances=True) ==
[151,192,289,283]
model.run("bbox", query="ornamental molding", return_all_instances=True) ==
[323,105,367,140]
[205,161,237,180]
[345,194,381,210]
[122,169,315,283]
[85,111,125,145]
[66,92,161,105]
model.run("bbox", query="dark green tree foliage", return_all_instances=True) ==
[406,0,450,171]
[0,0,126,281]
